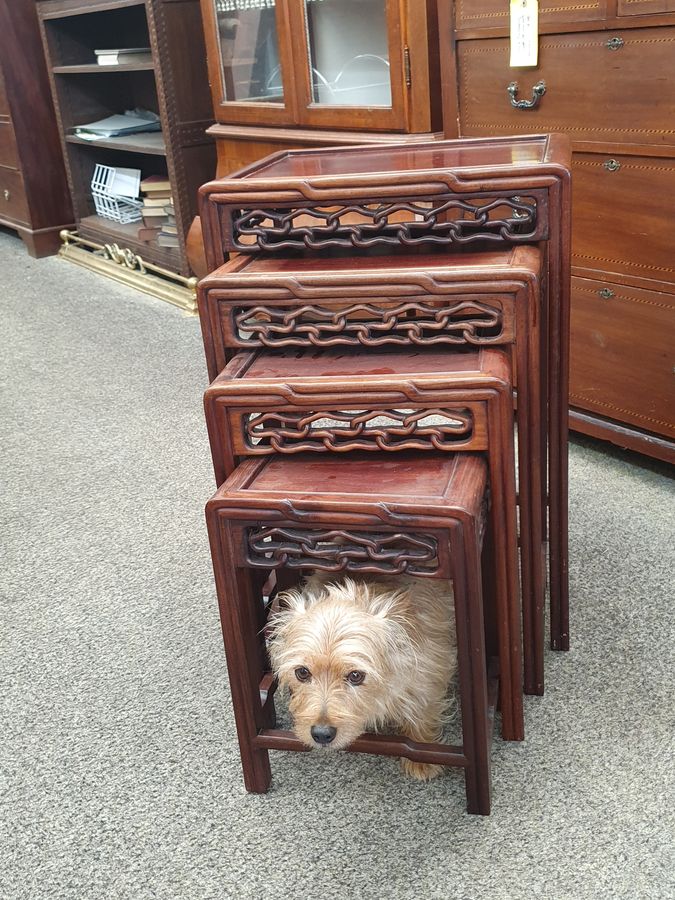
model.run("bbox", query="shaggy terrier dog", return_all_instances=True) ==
[269,573,456,780]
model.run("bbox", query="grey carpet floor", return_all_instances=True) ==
[1,228,674,900]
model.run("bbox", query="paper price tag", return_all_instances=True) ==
[510,0,539,68]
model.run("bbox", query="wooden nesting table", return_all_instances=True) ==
[199,134,572,654]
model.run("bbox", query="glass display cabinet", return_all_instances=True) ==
[200,0,441,140]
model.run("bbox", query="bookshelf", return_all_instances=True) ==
[37,0,216,278]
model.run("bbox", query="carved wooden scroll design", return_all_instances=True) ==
[246,527,440,575]
[245,408,475,453]
[231,195,538,252]
[233,299,504,348]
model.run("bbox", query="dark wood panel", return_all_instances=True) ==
[0,67,8,116]
[572,152,675,286]
[457,27,675,145]
[570,276,675,438]
[0,122,19,170]
[618,0,675,14]
[0,2,73,253]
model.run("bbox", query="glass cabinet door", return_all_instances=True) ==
[205,0,297,124]
[294,0,407,130]
[304,0,391,107]
[202,0,420,131]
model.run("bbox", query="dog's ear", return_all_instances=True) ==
[276,586,310,613]
[368,585,413,620]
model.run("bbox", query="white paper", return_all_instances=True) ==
[510,0,539,68]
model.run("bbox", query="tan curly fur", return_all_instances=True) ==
[268,573,456,780]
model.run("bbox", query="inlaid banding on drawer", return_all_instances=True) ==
[455,0,603,29]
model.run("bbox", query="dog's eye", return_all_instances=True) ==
[346,671,365,686]
[294,666,311,682]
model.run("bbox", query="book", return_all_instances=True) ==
[160,223,178,235]
[158,233,179,248]
[137,226,161,242]
[95,48,153,66]
[142,212,168,227]
[140,175,171,193]
[141,196,171,208]
[141,189,172,200]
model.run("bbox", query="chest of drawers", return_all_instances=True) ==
[438,2,675,462]
[0,3,72,257]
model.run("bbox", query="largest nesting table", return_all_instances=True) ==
[199,133,572,654]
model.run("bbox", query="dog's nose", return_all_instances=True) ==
[311,724,337,745]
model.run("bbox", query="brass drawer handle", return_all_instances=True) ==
[507,80,546,110]
[606,37,624,51]
[598,288,615,299]
[3,189,9,201]
[603,159,621,172]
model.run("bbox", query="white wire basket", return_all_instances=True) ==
[91,164,143,224]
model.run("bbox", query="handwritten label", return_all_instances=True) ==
[510,0,539,68]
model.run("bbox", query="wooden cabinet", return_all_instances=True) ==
[199,0,442,180]
[0,3,73,257]
[438,1,675,463]
[37,0,216,277]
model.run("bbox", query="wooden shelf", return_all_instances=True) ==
[78,213,180,268]
[41,1,145,20]
[66,131,166,156]
[38,0,216,279]
[54,63,155,74]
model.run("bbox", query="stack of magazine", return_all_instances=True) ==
[72,108,161,141]
[94,48,152,66]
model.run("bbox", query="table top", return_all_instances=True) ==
[204,244,541,284]
[215,346,508,383]
[219,134,570,186]
[214,451,487,508]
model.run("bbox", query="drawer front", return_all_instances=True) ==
[0,168,29,224]
[458,27,675,145]
[618,1,675,14]
[455,0,604,30]
[572,152,675,284]
[0,122,19,170]
[570,276,675,437]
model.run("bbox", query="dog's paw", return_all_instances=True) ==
[400,758,445,781]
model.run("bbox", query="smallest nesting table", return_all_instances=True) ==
[206,452,497,814]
